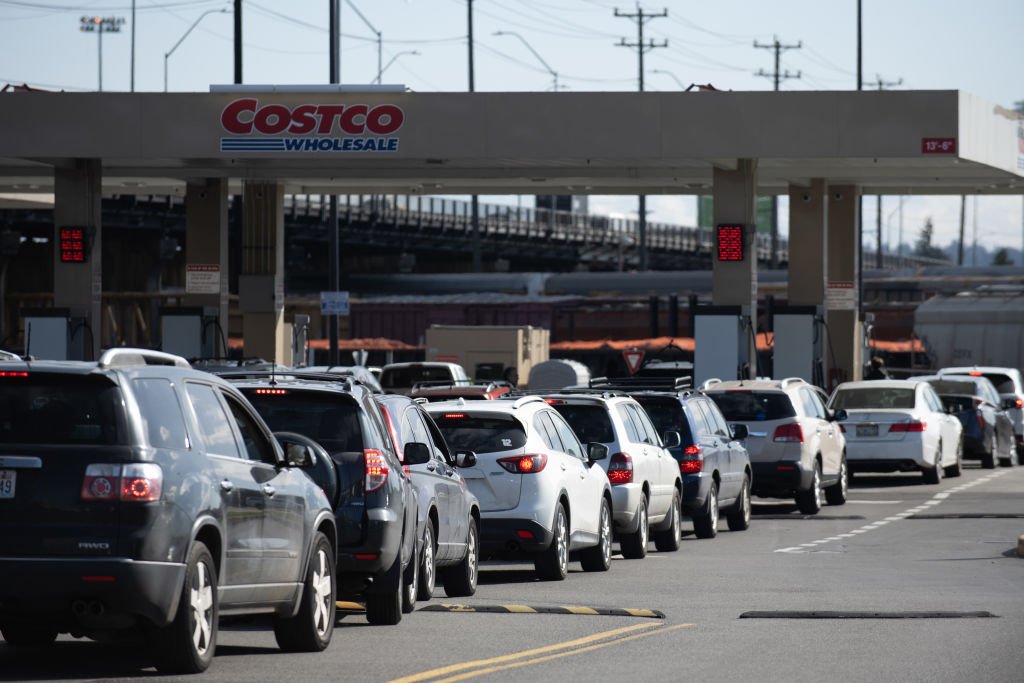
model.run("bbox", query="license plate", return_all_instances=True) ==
[0,470,14,499]
[856,424,878,438]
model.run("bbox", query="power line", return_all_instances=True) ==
[864,73,902,90]
[753,35,801,91]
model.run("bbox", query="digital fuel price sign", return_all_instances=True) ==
[716,224,744,261]
[59,227,88,263]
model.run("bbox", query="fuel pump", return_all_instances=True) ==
[160,306,222,360]
[771,305,824,386]
[692,304,756,387]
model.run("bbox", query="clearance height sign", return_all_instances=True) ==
[219,98,404,153]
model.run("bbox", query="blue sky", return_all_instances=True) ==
[2,0,1023,255]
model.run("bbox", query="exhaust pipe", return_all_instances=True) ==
[72,600,88,617]
[71,599,105,619]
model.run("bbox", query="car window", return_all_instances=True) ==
[406,408,437,459]
[689,400,713,439]
[245,390,364,454]
[628,403,662,445]
[224,394,277,465]
[709,391,796,421]
[551,403,616,443]
[981,373,1016,394]
[634,396,694,446]
[186,382,242,458]
[799,388,827,419]
[548,410,584,459]
[920,386,943,413]
[133,378,190,450]
[698,399,730,437]
[831,387,916,410]
[533,412,561,451]
[613,404,642,442]
[432,413,527,454]
[0,374,124,445]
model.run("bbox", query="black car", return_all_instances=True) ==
[375,394,481,601]
[226,371,420,625]
[917,374,1017,468]
[0,349,337,674]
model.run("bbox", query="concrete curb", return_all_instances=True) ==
[1018,534,1024,558]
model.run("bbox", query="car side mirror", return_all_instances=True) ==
[403,441,432,466]
[587,442,608,463]
[730,423,748,440]
[454,450,477,468]
[662,431,681,448]
[830,409,848,422]
[1002,398,1017,410]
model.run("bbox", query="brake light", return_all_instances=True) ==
[977,413,985,430]
[968,371,983,376]
[444,413,466,419]
[679,445,703,474]
[364,449,389,492]
[607,452,634,484]
[773,423,804,442]
[0,371,28,377]
[379,404,403,461]
[81,463,163,502]
[544,398,565,405]
[839,424,846,432]
[497,454,547,474]
[254,388,287,395]
[889,421,926,433]
[1016,399,1023,409]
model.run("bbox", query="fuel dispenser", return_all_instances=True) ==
[291,314,311,367]
[771,305,825,386]
[692,304,756,388]
[23,308,89,360]
[160,307,222,360]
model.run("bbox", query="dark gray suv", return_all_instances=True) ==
[0,349,337,674]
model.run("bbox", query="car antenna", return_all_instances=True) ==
[271,360,277,386]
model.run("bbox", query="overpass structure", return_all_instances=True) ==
[0,87,1021,382]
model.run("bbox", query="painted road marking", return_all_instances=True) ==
[775,470,1011,553]
[419,603,665,619]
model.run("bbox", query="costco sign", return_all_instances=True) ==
[220,98,404,153]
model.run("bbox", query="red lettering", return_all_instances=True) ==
[340,104,369,134]
[367,104,404,134]
[221,98,258,134]
[254,104,290,134]
[288,104,319,134]
[316,105,344,134]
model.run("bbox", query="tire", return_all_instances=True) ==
[151,541,217,674]
[441,518,479,597]
[693,481,719,539]
[923,444,943,485]
[534,503,569,581]
[0,625,57,648]
[999,438,1017,467]
[365,555,403,625]
[795,464,823,515]
[274,531,335,652]
[580,498,612,571]
[945,437,963,477]
[981,434,997,469]
[825,458,849,505]
[416,523,436,602]
[619,495,649,559]
[401,535,418,615]
[654,489,682,552]
[726,475,752,532]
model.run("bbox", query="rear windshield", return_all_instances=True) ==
[633,396,695,445]
[549,404,615,443]
[979,374,1015,394]
[831,388,915,410]
[707,391,796,421]
[923,380,977,397]
[0,374,125,445]
[431,413,527,454]
[243,390,364,453]
[941,395,976,413]
[381,366,457,390]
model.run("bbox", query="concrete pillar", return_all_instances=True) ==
[787,179,828,306]
[710,159,759,378]
[239,181,288,364]
[826,184,863,386]
[184,179,230,353]
[53,159,102,359]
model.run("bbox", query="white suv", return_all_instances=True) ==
[543,392,683,558]
[704,378,849,515]
[426,396,613,581]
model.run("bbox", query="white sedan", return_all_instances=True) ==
[828,379,963,484]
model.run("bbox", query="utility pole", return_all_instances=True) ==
[957,194,966,265]
[865,74,902,268]
[469,0,481,273]
[615,5,667,271]
[754,36,800,270]
[328,0,340,365]
[233,0,242,84]
[130,1,136,92]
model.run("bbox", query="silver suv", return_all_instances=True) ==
[704,378,849,515]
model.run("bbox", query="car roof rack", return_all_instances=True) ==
[214,369,361,387]
[590,376,693,391]
[506,388,629,400]
[98,348,190,369]
[779,377,806,389]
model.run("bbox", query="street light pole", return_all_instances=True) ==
[80,16,124,92]
[378,51,420,81]
[164,9,229,92]
[650,68,685,90]
[493,31,558,91]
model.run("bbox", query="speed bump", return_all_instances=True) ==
[419,603,665,619]
[336,601,366,612]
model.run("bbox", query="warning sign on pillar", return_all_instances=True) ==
[623,348,645,375]
[827,281,856,310]
[186,264,221,294]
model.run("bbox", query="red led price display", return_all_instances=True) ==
[59,227,87,263]
[716,224,744,261]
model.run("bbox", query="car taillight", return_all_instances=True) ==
[0,371,28,377]
[81,463,162,503]
[977,413,985,430]
[497,454,548,474]
[889,421,926,433]
[1016,399,1023,409]
[679,444,703,474]
[607,452,634,484]
[839,424,846,432]
[253,388,287,395]
[773,423,804,442]
[364,449,389,492]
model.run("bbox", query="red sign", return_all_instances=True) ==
[59,227,87,263]
[716,224,744,261]
[623,349,645,375]
[921,137,957,154]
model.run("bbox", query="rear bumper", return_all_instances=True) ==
[750,462,814,498]
[0,557,184,630]
[479,517,554,556]
[335,510,404,597]
[609,484,643,533]
[846,442,928,470]
[681,474,714,516]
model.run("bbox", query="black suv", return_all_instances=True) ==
[224,371,419,625]
[0,349,337,674]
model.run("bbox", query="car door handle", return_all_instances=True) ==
[262,484,276,497]
[426,463,436,472]
[220,480,234,493]
[560,462,567,471]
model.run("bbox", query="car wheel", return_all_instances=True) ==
[944,436,964,477]
[581,498,612,571]
[825,458,849,505]
[619,495,649,559]
[441,518,479,597]
[151,541,217,674]
[693,481,719,539]
[999,438,1017,467]
[416,523,436,602]
[795,464,823,515]
[0,625,58,648]
[982,434,997,469]
[534,503,569,581]
[274,531,335,652]
[401,534,419,614]
[726,475,752,532]
[654,489,682,551]
[366,554,403,625]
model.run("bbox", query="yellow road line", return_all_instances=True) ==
[387,622,662,683]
